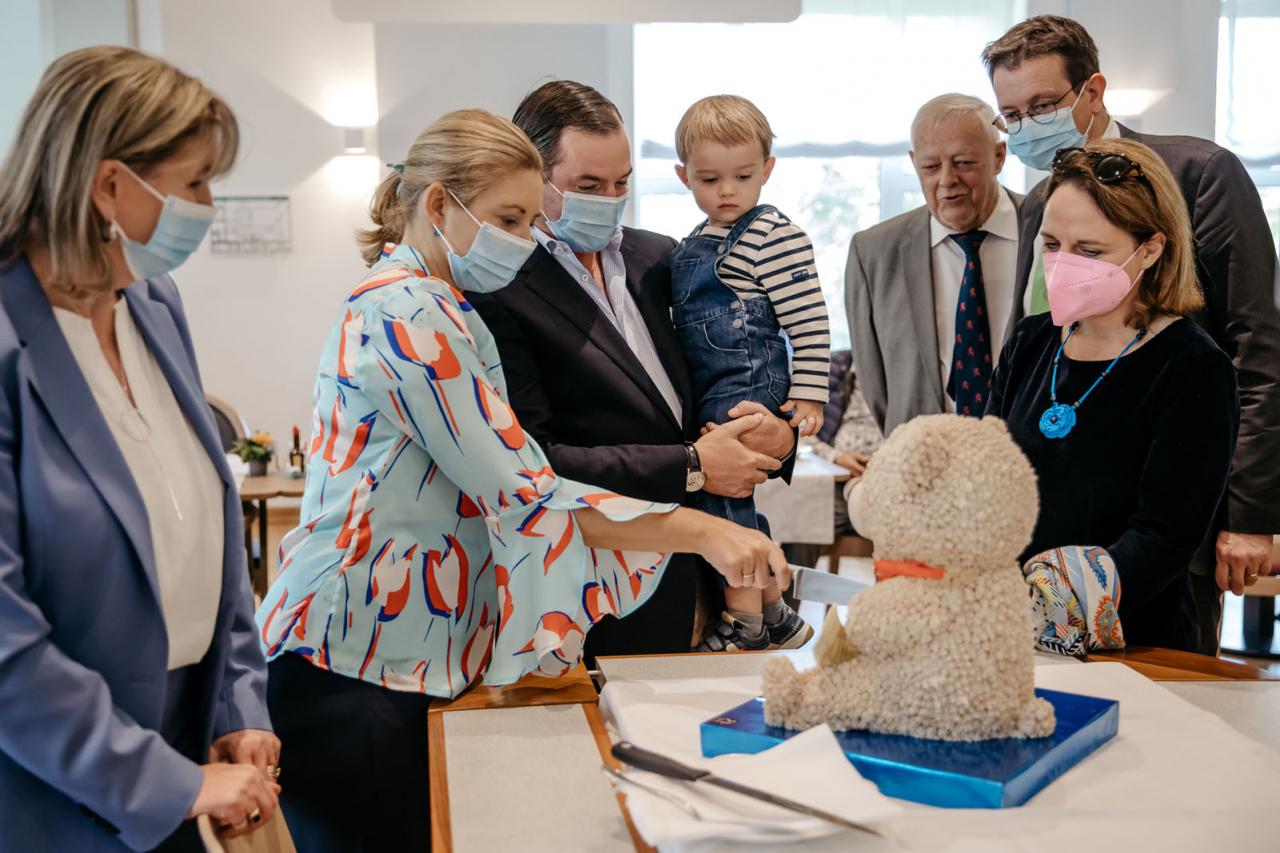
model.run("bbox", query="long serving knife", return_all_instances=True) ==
[610,741,883,837]
[788,565,869,606]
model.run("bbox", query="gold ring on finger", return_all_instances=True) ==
[249,808,263,824]
[266,764,282,781]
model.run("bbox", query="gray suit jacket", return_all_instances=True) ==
[845,188,1024,437]
[1012,125,1280,534]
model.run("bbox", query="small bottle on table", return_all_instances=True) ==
[288,425,305,478]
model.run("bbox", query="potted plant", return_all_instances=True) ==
[234,430,275,476]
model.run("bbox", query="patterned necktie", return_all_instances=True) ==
[946,229,991,416]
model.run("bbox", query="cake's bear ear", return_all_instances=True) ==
[983,416,1010,437]
[900,427,951,497]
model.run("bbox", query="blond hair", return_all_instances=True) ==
[674,95,775,163]
[1046,138,1202,327]
[358,109,542,266]
[0,46,238,299]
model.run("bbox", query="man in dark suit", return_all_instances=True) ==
[467,81,796,658]
[983,15,1280,653]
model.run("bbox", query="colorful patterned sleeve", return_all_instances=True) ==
[353,281,677,686]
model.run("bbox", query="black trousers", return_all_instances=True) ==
[267,653,433,853]
[152,663,207,853]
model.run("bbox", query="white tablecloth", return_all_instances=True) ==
[600,662,1280,852]
[755,453,848,545]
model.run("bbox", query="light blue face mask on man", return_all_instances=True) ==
[437,190,536,294]
[1007,86,1096,172]
[543,183,628,253]
[112,162,217,280]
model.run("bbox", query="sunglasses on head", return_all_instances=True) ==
[1051,147,1154,194]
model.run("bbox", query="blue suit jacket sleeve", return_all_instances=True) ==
[0,323,203,851]
[147,277,271,737]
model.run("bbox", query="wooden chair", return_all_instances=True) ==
[206,394,258,578]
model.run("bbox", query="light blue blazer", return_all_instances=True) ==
[0,256,271,851]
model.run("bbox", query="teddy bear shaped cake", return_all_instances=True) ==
[763,413,1055,741]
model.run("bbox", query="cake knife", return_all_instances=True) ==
[610,741,882,837]
[789,565,869,605]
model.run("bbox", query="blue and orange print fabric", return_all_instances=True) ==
[256,243,674,697]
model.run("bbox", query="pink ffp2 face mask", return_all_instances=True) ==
[1043,246,1144,326]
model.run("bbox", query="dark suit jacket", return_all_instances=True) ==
[1011,125,1280,534]
[466,228,700,657]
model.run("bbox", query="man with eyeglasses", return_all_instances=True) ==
[983,15,1280,655]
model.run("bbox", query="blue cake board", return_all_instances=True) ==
[700,688,1117,809]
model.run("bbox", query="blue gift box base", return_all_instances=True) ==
[701,688,1117,809]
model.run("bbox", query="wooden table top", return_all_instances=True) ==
[427,646,1272,852]
[238,472,307,500]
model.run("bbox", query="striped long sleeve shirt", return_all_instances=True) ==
[697,210,831,403]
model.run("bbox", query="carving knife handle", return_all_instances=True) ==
[612,741,710,782]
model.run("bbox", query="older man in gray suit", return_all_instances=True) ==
[846,93,1023,436]
[983,15,1280,654]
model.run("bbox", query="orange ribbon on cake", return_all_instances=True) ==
[874,560,945,582]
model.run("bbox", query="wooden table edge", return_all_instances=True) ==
[581,702,657,853]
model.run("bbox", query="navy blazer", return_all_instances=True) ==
[0,257,271,851]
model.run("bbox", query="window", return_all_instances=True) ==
[1217,0,1280,252]
[633,1,1018,348]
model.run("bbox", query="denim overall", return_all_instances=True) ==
[672,204,791,536]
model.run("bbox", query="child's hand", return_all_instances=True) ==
[780,399,824,437]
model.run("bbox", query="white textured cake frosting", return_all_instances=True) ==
[763,414,1055,742]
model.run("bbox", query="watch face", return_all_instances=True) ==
[687,470,706,492]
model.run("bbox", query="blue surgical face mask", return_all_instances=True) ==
[112,162,216,280]
[543,182,627,252]
[437,190,536,294]
[1007,86,1096,172]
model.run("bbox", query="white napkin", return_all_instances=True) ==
[225,452,249,489]
[600,678,900,848]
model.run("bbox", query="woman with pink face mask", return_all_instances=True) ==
[988,139,1238,654]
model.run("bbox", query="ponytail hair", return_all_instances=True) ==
[357,109,541,266]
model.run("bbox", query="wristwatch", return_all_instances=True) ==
[684,443,706,492]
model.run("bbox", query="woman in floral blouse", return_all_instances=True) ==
[258,109,788,851]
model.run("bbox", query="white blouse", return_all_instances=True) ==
[53,300,223,669]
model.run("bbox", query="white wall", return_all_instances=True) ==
[373,21,632,199]
[145,0,381,447]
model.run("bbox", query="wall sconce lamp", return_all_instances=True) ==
[342,127,371,155]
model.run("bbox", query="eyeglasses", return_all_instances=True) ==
[992,86,1080,135]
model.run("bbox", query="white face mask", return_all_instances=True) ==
[436,189,536,293]
[112,162,216,280]
[543,182,627,252]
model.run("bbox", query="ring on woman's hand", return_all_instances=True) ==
[248,808,262,824]
[265,764,281,781]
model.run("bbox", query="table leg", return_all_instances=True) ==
[1242,595,1277,656]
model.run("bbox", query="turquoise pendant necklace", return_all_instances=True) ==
[1039,322,1147,440]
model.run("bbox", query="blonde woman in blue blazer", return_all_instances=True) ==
[0,48,279,851]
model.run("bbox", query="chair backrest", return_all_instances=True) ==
[817,349,853,446]
[206,394,249,454]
